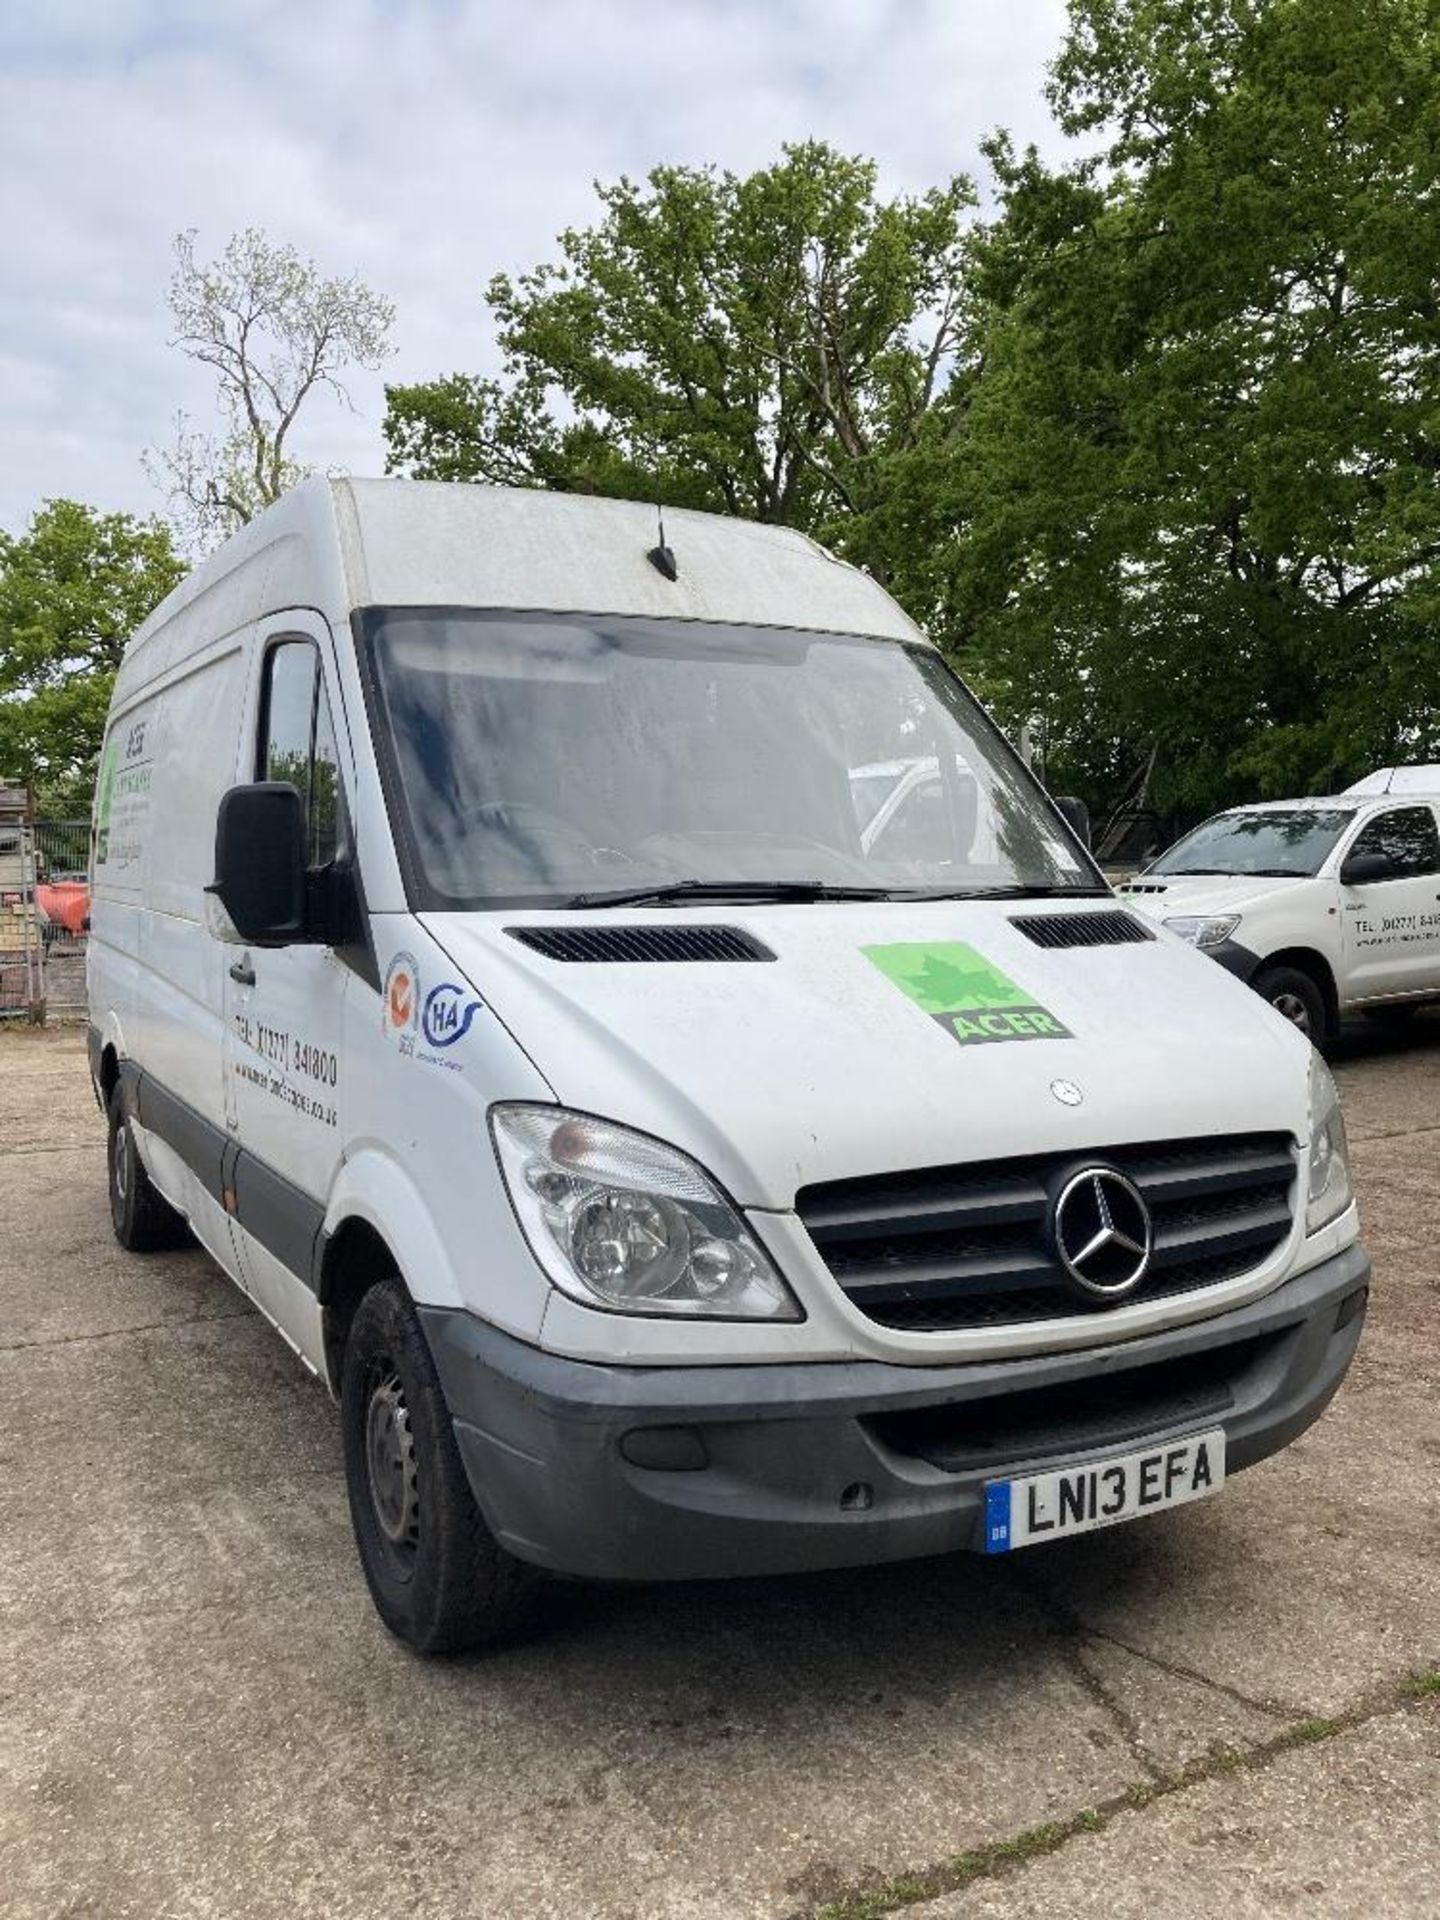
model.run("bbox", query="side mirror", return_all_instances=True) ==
[1340,849,1394,887]
[1054,795,1092,849]
[210,783,308,944]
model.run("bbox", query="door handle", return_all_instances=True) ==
[229,958,256,987]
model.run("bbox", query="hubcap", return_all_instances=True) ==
[1272,991,1312,1034]
[113,1118,129,1202]
[365,1370,420,1553]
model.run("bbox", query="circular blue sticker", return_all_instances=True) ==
[421,982,482,1049]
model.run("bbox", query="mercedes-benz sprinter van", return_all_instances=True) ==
[88,479,1368,1653]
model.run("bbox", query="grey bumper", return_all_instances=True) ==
[420,1243,1369,1582]
[1209,938,1263,982]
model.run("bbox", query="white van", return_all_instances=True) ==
[88,479,1368,1653]
[1121,795,1440,1042]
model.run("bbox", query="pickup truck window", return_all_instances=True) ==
[1347,806,1440,879]
[1149,809,1354,879]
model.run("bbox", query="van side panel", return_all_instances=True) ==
[95,633,250,1275]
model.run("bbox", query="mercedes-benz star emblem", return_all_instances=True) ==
[1050,1079,1083,1107]
[1052,1168,1152,1300]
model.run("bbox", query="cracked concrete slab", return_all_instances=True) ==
[2,1022,1438,1919]
[911,1703,1440,1920]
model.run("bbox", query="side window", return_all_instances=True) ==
[310,682,344,868]
[1349,806,1440,880]
[258,639,349,869]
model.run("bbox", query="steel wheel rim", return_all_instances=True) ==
[1271,991,1311,1034]
[113,1117,129,1202]
[364,1367,420,1559]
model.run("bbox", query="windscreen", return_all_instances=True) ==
[362,611,1096,908]
[1150,809,1355,879]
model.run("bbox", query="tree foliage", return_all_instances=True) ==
[952,0,1440,820]
[385,142,973,572]
[0,501,186,815]
[146,228,395,551]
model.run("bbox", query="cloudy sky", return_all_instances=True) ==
[1,0,1073,537]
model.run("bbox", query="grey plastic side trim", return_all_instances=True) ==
[115,1059,324,1292]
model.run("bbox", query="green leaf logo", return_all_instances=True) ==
[863,941,1072,1047]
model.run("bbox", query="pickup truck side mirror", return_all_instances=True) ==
[1054,795,1092,850]
[210,782,308,944]
[1339,849,1395,887]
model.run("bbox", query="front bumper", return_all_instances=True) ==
[420,1242,1369,1582]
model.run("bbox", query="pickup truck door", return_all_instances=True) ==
[1339,803,1440,1002]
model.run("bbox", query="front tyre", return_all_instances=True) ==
[1253,965,1326,1045]
[107,1079,188,1251]
[340,1279,538,1654]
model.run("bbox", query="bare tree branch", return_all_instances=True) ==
[145,228,395,552]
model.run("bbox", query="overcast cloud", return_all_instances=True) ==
[0,0,1072,535]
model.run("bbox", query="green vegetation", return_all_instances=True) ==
[387,0,1440,830]
[8,2,1439,829]
[0,501,186,815]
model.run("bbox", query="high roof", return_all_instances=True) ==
[335,479,923,641]
[120,477,924,694]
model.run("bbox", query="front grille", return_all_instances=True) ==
[506,924,774,963]
[796,1132,1296,1333]
[1010,910,1154,948]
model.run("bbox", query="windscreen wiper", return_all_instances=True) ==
[895,883,1113,902]
[561,879,899,909]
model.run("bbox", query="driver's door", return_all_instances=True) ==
[222,615,353,1371]
[1340,804,1440,1002]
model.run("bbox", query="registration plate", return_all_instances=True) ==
[982,1429,1226,1554]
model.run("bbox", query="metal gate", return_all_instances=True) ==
[34,820,91,1016]
[0,793,91,1021]
[0,784,44,1020]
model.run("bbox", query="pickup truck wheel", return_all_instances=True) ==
[1253,965,1325,1042]
[106,1080,188,1251]
[340,1278,538,1655]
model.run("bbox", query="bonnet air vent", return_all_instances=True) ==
[1010,910,1155,949]
[506,925,776,963]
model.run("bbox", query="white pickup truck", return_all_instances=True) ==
[1121,791,1440,1043]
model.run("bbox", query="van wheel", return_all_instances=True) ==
[106,1080,188,1251]
[340,1279,538,1655]
[1253,966,1325,1043]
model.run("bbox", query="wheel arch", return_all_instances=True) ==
[94,1013,129,1108]
[317,1147,470,1393]
[98,1041,121,1105]
[1255,947,1340,1042]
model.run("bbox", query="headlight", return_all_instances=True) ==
[1306,1053,1353,1233]
[1164,914,1241,949]
[490,1104,802,1320]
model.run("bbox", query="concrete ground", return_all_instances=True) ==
[1,1020,1436,1920]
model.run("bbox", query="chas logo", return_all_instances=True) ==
[422,982,482,1049]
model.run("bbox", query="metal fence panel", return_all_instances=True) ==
[0,788,44,1020]
[0,810,91,1020]
[33,820,91,1016]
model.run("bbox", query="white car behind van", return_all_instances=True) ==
[89,479,1368,1652]
[1122,796,1440,1042]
